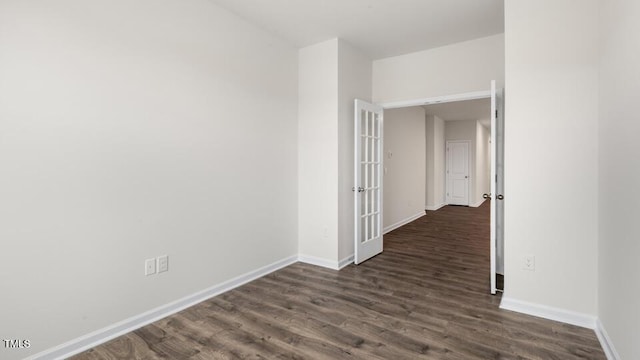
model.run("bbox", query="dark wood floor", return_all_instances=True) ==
[73,202,605,359]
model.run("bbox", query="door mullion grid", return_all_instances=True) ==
[364,110,371,243]
[359,109,384,244]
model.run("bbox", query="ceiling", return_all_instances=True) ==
[423,98,491,128]
[208,0,504,59]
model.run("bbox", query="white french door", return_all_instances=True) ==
[490,80,505,294]
[354,99,384,264]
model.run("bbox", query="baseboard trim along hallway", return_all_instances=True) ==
[425,203,446,211]
[469,199,487,208]
[383,211,425,234]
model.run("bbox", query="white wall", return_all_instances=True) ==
[425,115,446,210]
[338,40,372,263]
[383,107,426,230]
[299,38,371,268]
[598,1,640,358]
[298,39,339,263]
[475,121,491,207]
[445,120,477,205]
[373,34,505,103]
[0,1,299,359]
[504,0,599,316]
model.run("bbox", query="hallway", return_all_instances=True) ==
[74,203,605,359]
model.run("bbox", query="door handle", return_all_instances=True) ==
[497,194,504,200]
[352,186,365,193]
[483,193,491,199]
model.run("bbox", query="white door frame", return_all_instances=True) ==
[445,140,471,206]
[379,90,491,110]
[377,89,503,296]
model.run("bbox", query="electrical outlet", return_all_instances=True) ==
[157,255,169,273]
[145,258,156,276]
[524,254,535,271]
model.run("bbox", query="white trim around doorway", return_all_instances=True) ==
[379,90,491,110]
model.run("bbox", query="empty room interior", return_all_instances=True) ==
[1,1,638,359]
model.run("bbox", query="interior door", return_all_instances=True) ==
[490,80,505,294]
[446,141,470,206]
[354,99,384,264]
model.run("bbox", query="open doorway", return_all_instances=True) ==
[423,98,491,210]
[371,88,504,293]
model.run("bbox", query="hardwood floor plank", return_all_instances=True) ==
[205,298,361,360]
[225,284,449,359]
[72,202,605,360]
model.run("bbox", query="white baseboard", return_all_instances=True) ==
[29,255,299,360]
[338,254,354,269]
[298,254,354,270]
[595,319,621,360]
[383,211,425,234]
[298,254,340,270]
[425,203,446,211]
[469,198,486,208]
[499,297,597,329]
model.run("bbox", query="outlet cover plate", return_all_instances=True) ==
[157,255,169,273]
[145,258,156,276]
[524,254,535,271]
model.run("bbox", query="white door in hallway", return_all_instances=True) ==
[446,141,470,206]
[354,99,384,264]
